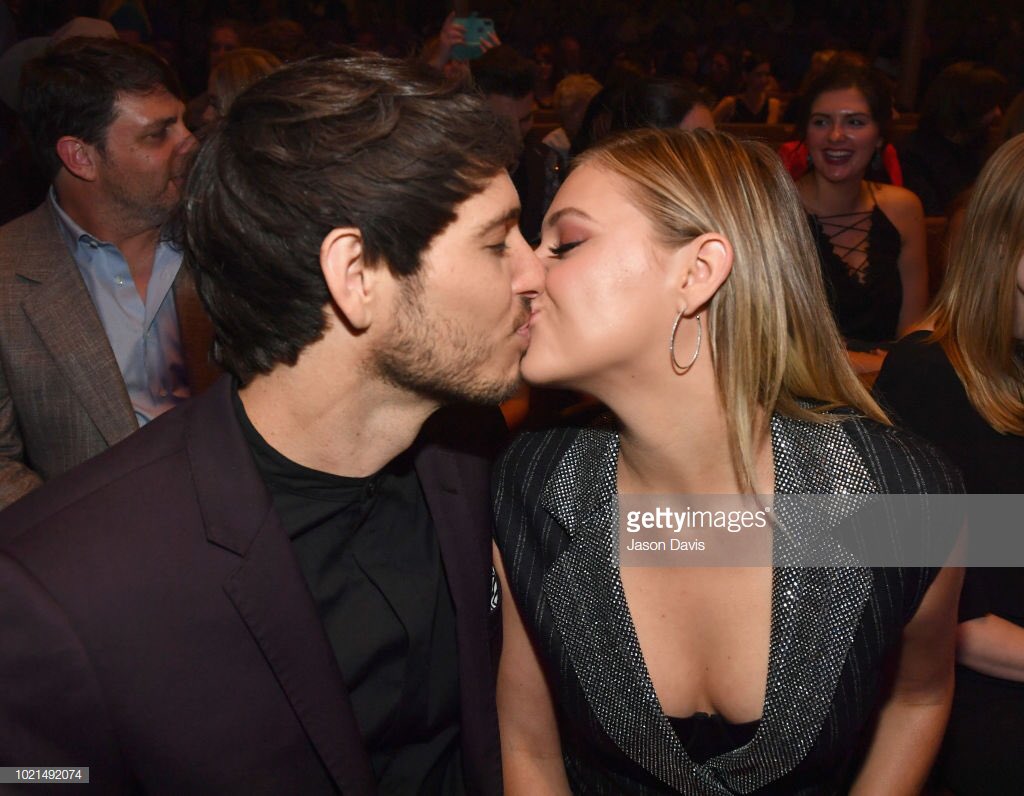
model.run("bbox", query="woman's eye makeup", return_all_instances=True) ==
[549,240,582,257]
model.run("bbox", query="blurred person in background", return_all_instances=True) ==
[795,63,928,376]
[875,133,1024,795]
[0,36,215,508]
[901,62,1008,216]
[712,51,781,124]
[201,46,281,125]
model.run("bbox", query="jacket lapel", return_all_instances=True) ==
[189,380,376,795]
[538,420,877,794]
[538,429,715,794]
[709,414,874,791]
[415,436,502,792]
[171,265,219,395]
[16,204,135,446]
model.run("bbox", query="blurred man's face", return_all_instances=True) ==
[487,92,535,143]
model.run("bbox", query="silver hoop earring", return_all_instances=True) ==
[669,311,701,374]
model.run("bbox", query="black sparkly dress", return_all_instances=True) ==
[494,413,962,794]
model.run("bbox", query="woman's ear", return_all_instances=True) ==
[672,232,733,314]
[320,227,388,331]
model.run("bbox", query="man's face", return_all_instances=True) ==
[371,172,545,405]
[487,92,535,143]
[94,89,196,229]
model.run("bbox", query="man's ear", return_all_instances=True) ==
[321,227,387,331]
[55,137,98,181]
[671,232,733,315]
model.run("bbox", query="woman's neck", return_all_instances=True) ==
[805,173,869,216]
[610,371,770,495]
[741,86,764,111]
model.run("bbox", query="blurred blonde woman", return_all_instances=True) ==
[202,47,281,124]
[876,133,1024,794]
[493,128,963,794]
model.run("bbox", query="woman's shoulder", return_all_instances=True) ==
[876,330,958,399]
[493,426,590,501]
[712,94,738,121]
[833,410,964,495]
[872,181,925,224]
[884,329,948,367]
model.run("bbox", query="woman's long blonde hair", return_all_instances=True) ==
[928,133,1024,435]
[579,128,888,490]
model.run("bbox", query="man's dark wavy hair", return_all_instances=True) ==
[20,36,183,180]
[183,53,518,383]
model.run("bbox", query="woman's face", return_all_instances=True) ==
[522,163,677,390]
[805,87,881,183]
[746,62,771,93]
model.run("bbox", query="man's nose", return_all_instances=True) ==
[513,238,545,298]
[174,121,197,155]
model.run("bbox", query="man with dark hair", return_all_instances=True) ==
[471,44,536,145]
[0,53,542,794]
[471,45,547,244]
[0,36,218,508]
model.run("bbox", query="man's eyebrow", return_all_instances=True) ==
[139,115,178,133]
[474,207,521,238]
[544,206,593,229]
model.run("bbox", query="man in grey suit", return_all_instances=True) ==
[0,36,217,507]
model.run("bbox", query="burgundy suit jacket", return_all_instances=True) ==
[0,377,504,795]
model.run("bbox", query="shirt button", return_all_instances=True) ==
[115,276,126,286]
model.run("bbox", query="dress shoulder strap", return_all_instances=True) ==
[866,180,879,207]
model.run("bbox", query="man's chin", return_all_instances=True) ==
[425,374,521,407]
[374,357,519,408]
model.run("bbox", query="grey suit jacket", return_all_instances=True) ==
[0,201,217,508]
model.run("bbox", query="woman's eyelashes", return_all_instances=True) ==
[548,240,583,258]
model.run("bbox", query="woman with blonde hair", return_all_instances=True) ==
[875,133,1024,794]
[494,127,963,794]
[202,47,281,124]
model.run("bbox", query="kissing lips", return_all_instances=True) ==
[515,314,531,341]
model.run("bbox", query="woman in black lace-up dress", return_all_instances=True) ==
[795,64,929,376]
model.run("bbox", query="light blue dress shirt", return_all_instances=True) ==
[50,191,189,426]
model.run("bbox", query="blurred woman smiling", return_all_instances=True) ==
[796,64,928,376]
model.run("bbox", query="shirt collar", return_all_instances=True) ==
[49,187,103,251]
